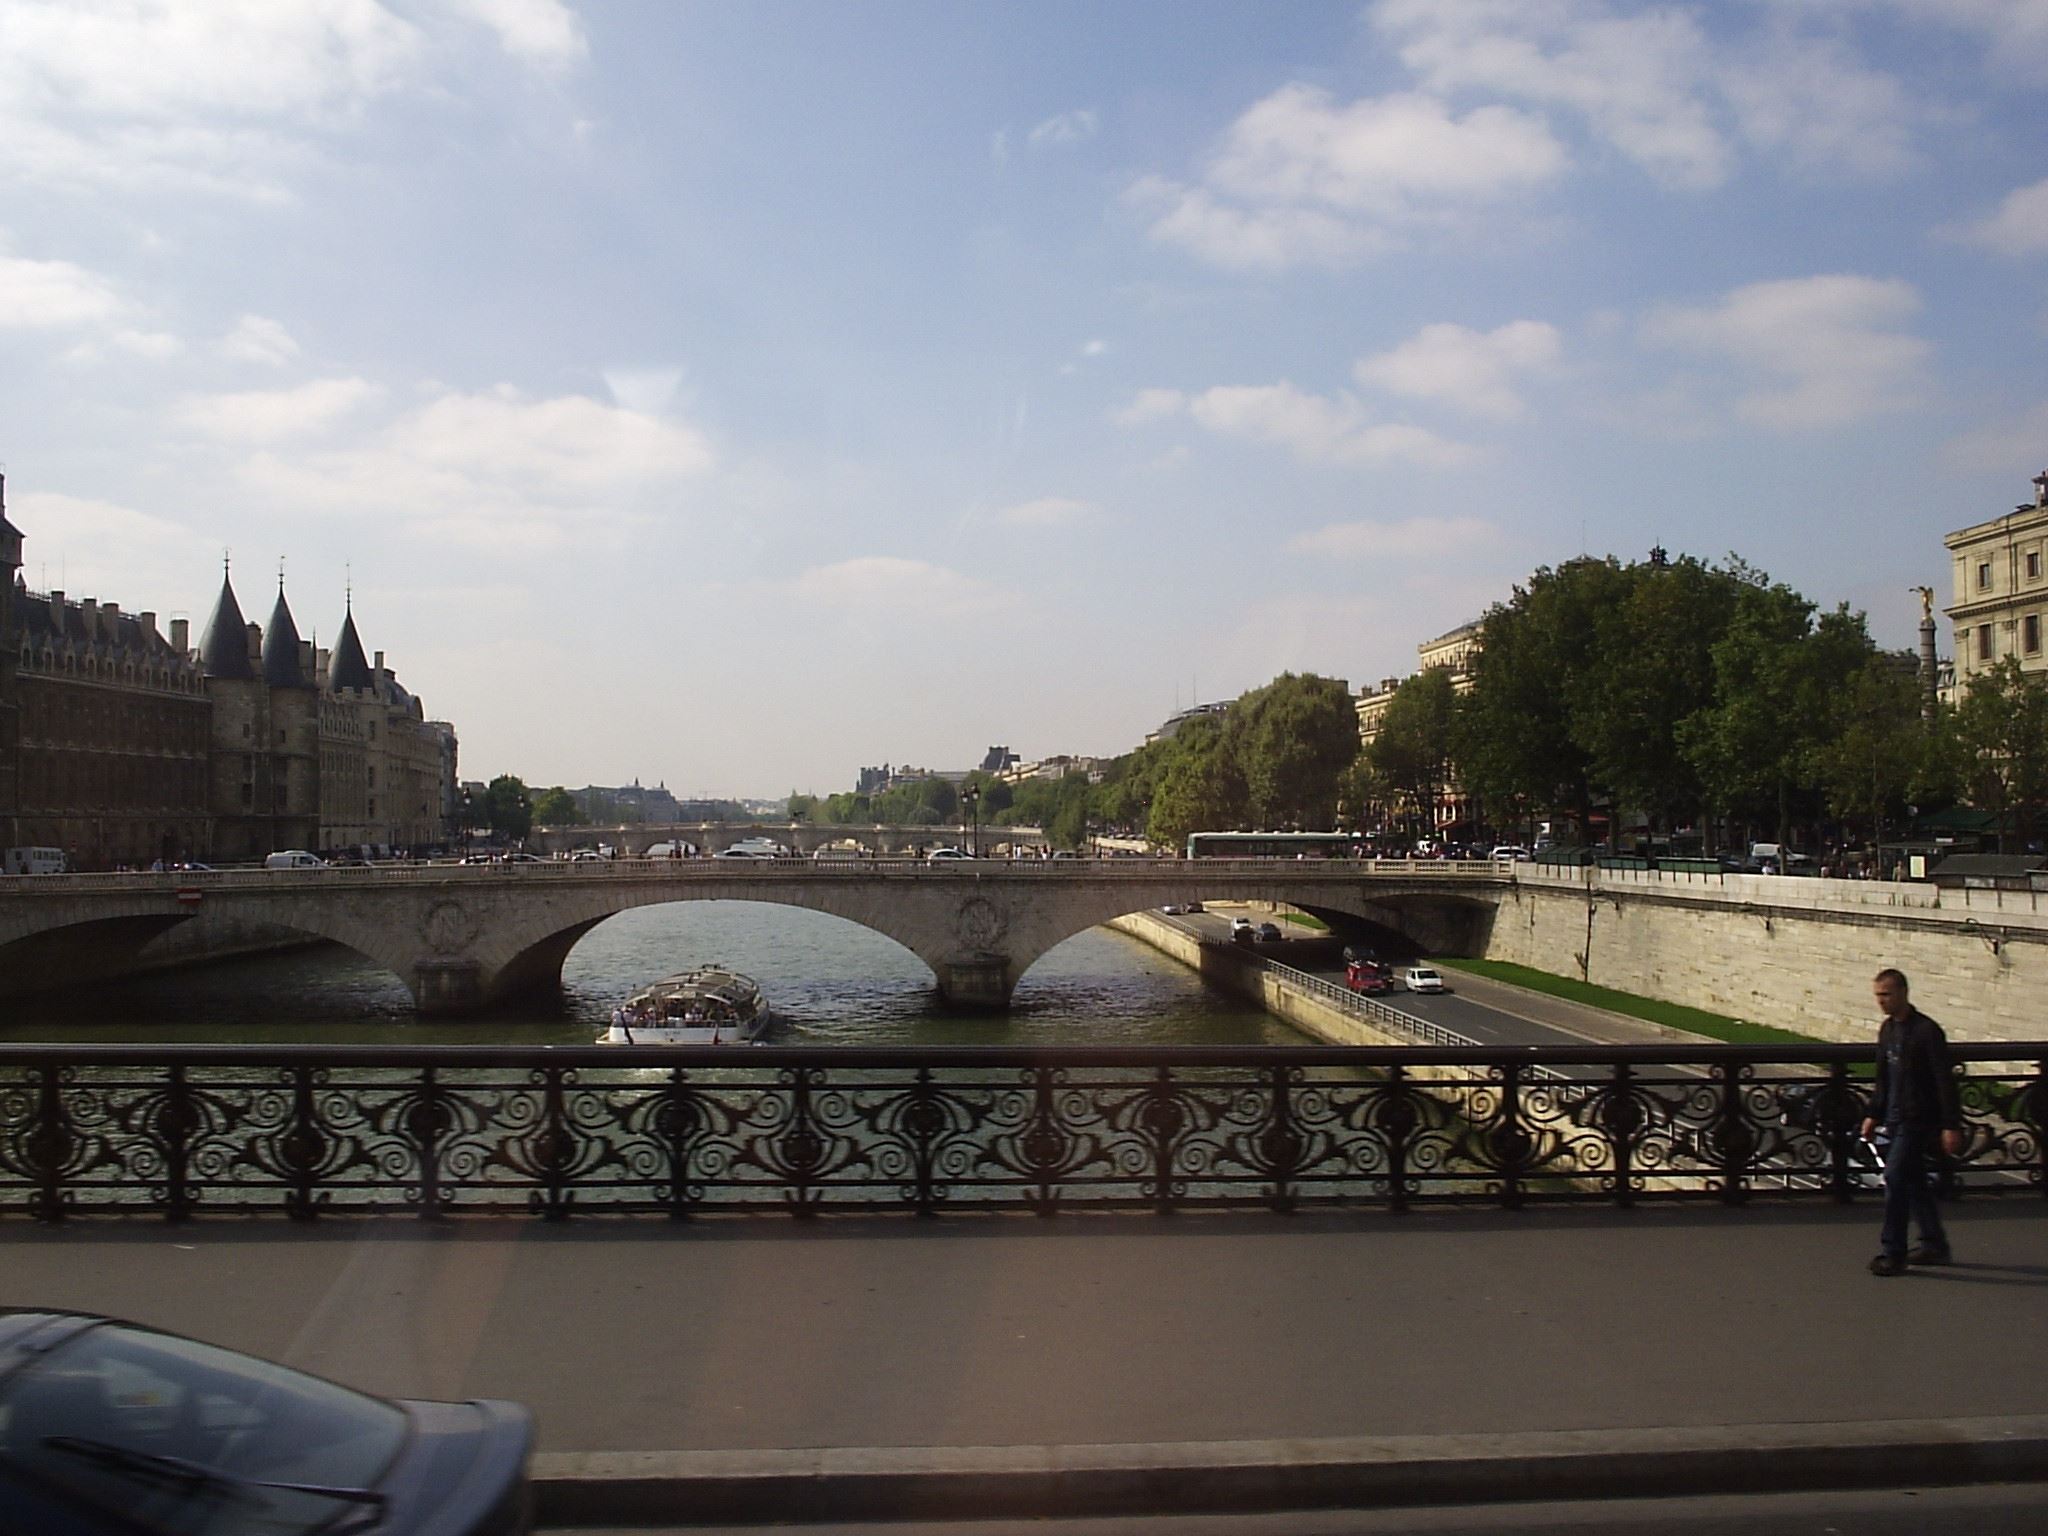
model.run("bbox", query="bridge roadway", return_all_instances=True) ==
[0,857,1515,1015]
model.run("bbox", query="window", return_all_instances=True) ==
[1979,560,1993,590]
[2027,615,2041,655]
[1978,624,1993,661]
[2031,552,2043,581]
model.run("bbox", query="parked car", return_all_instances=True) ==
[1255,921,1284,943]
[926,847,973,862]
[1159,903,1185,915]
[1399,965,1448,994]
[0,1309,533,1535]
[1183,900,1204,914]
[261,850,323,870]
[1489,845,1532,861]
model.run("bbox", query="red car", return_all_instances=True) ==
[1346,959,1393,995]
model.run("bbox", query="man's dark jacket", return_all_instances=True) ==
[1869,1006,1962,1130]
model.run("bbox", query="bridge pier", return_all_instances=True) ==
[937,955,1015,1010]
[413,958,485,1015]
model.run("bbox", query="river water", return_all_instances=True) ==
[2,903,1310,1048]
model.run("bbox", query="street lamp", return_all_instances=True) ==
[961,784,981,858]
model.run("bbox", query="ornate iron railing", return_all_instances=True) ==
[1,1044,2040,1221]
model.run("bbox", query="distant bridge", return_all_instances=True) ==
[0,859,1510,1014]
[522,823,1052,856]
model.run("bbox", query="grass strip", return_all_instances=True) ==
[1281,911,1330,930]
[1434,958,1825,1046]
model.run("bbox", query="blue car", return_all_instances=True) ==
[0,1310,532,1534]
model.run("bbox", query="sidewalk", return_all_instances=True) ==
[5,1206,2042,1458]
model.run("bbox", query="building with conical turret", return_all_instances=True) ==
[315,597,456,854]
[200,567,321,860]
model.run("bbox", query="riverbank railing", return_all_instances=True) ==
[1,1044,2040,1219]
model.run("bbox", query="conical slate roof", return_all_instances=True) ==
[199,568,254,679]
[262,584,309,687]
[329,603,374,693]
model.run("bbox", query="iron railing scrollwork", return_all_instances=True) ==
[0,1043,2041,1220]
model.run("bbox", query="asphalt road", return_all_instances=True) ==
[1169,908,1604,1053]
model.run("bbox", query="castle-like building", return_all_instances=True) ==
[0,475,458,867]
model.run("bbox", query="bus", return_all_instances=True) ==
[1184,831,1364,859]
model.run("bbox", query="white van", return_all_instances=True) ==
[4,847,66,875]
[263,850,324,870]
[643,841,699,859]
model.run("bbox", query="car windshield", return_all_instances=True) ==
[0,1322,407,1535]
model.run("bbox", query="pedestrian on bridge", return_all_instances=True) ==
[1860,968,1963,1276]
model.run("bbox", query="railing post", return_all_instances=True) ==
[1717,1060,1749,1205]
[29,1064,69,1224]
[1826,1059,1854,1204]
[539,1064,571,1221]
[908,1067,940,1217]
[414,1065,443,1219]
[1609,1061,1634,1209]
[163,1064,195,1222]
[1498,1063,1524,1210]
[1266,1063,1298,1213]
[1384,1064,1411,1213]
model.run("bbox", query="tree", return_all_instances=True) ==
[531,786,583,826]
[1225,673,1358,828]
[1952,657,2048,849]
[1368,669,1457,837]
[481,775,533,841]
[1458,557,1632,843]
[1145,717,1247,846]
[786,792,818,824]
[1810,655,1928,851]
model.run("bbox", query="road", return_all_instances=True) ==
[1169,907,1623,1054]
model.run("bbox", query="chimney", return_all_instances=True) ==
[373,650,385,690]
[138,611,157,641]
[49,590,63,625]
[300,638,315,674]
[80,598,98,640]
[2035,469,2047,509]
[170,617,189,654]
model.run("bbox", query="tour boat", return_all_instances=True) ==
[600,967,769,1045]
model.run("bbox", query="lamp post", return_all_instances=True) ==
[962,784,981,859]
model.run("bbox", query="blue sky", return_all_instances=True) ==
[3,1,2046,796]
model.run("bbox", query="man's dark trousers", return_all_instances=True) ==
[1880,1122,1948,1259]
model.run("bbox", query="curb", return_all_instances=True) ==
[532,1415,2048,1526]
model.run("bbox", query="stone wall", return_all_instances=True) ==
[1483,870,2048,1046]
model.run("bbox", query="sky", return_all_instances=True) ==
[3,1,2047,798]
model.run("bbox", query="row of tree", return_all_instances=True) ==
[1366,554,2040,852]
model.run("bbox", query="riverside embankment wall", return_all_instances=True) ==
[1107,913,1412,1047]
[1484,870,2048,1046]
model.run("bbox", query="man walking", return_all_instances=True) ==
[1860,968,1964,1276]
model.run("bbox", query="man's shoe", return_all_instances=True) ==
[1907,1244,1952,1265]
[1869,1254,1907,1276]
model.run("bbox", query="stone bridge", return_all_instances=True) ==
[0,859,1510,1014]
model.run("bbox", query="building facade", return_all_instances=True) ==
[1355,619,1483,836]
[0,488,457,866]
[1944,470,2048,692]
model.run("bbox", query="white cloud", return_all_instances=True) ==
[788,557,1011,620]
[0,0,587,197]
[108,327,180,359]
[1080,339,1107,357]
[991,497,1091,528]
[1130,83,1563,270]
[8,490,197,601]
[1029,109,1097,147]
[1719,29,1919,179]
[176,377,384,442]
[603,367,686,416]
[1956,177,2048,257]
[444,0,587,68]
[1872,0,2048,77]
[1186,382,1476,467]
[1285,516,1500,560]
[1112,387,1187,427]
[1127,177,1383,271]
[0,246,124,328]
[1371,0,1921,187]
[1642,275,1928,430]
[1353,320,1562,419]
[229,384,716,550]
[219,314,300,366]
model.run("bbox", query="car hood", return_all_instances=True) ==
[381,1398,532,1535]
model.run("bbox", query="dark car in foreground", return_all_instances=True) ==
[0,1310,531,1535]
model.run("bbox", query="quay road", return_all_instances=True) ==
[1164,906,1677,1055]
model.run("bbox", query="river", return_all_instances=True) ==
[1,902,1311,1047]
